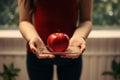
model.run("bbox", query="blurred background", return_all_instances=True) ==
[0,0,120,80]
[0,0,120,29]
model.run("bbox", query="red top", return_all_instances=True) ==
[34,0,78,45]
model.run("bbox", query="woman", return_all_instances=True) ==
[18,0,92,80]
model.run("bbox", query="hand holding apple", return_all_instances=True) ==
[29,37,55,59]
[47,33,69,52]
[60,37,85,59]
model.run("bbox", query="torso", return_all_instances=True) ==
[34,0,79,44]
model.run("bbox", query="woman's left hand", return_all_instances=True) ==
[60,37,86,59]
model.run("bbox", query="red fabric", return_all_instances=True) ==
[34,0,78,45]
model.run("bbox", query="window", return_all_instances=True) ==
[0,0,120,29]
[93,0,120,28]
[0,0,18,29]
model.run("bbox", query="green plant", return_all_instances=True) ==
[102,59,120,80]
[0,62,20,80]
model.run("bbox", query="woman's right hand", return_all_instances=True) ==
[29,37,55,59]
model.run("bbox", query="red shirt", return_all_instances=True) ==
[34,0,78,45]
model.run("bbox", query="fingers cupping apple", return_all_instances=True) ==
[69,37,86,53]
[29,37,55,59]
[60,37,86,59]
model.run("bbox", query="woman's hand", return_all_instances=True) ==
[60,37,86,59]
[70,37,86,53]
[29,37,55,59]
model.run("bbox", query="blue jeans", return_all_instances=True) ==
[27,51,82,80]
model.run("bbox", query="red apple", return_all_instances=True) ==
[47,33,69,52]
